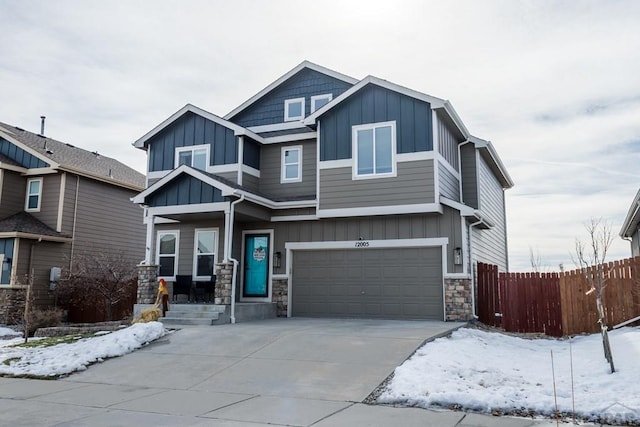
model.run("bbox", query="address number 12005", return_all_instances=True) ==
[354,241,370,248]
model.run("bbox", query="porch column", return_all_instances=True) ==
[137,263,158,304]
[215,262,233,305]
[223,203,231,262]
[145,210,154,264]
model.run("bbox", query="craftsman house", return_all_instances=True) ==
[620,188,640,257]
[0,121,145,320]
[132,61,513,321]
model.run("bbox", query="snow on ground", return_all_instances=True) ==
[0,322,166,377]
[379,326,640,424]
[0,326,20,338]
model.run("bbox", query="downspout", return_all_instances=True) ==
[467,218,483,318]
[227,193,245,324]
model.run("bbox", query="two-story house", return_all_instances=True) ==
[132,61,513,322]
[0,121,146,321]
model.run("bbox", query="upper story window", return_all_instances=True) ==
[352,121,397,179]
[175,145,209,171]
[311,94,332,113]
[157,231,179,280]
[284,97,305,122]
[281,146,302,183]
[25,178,43,211]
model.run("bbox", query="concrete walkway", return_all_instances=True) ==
[0,318,600,426]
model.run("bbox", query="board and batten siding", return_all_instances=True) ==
[259,140,316,200]
[438,162,460,202]
[319,160,435,210]
[460,143,479,209]
[72,177,145,263]
[231,68,353,127]
[320,84,432,161]
[147,174,225,207]
[0,137,49,169]
[148,111,237,172]
[0,170,26,219]
[472,155,508,271]
[436,112,460,169]
[242,206,464,276]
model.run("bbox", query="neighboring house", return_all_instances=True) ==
[0,121,146,319]
[132,61,513,321]
[620,188,640,257]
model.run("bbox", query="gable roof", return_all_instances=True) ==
[0,122,144,190]
[620,188,640,238]
[468,136,514,189]
[132,104,266,150]
[224,61,358,121]
[0,211,72,242]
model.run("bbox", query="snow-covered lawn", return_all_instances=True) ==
[0,322,166,378]
[379,326,640,425]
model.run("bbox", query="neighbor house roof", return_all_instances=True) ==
[0,122,144,191]
[620,188,640,238]
[0,211,72,242]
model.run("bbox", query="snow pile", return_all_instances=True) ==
[0,326,21,339]
[379,326,640,424]
[0,321,166,377]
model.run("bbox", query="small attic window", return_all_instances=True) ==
[311,94,332,113]
[284,97,305,122]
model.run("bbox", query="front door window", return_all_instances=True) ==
[243,234,270,298]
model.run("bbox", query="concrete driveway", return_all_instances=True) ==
[0,318,585,426]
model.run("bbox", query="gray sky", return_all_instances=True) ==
[1,0,638,271]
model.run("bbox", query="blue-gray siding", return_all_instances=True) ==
[320,84,432,161]
[319,160,435,210]
[437,114,460,169]
[147,174,224,207]
[0,238,14,284]
[438,162,460,202]
[243,138,261,169]
[148,112,237,172]
[231,68,353,127]
[0,138,49,168]
[472,155,508,271]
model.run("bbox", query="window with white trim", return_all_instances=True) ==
[281,146,302,183]
[157,231,179,279]
[175,145,209,170]
[352,121,397,178]
[311,94,332,113]
[25,178,43,211]
[284,97,305,121]
[193,229,217,280]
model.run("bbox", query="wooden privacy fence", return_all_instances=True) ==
[477,257,640,336]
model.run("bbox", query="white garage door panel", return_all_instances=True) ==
[292,247,443,320]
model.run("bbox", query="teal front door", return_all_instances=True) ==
[243,234,270,298]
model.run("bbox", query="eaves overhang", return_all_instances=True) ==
[620,189,640,238]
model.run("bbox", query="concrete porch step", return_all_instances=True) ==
[133,302,278,326]
[159,316,218,326]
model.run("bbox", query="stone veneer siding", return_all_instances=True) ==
[444,278,473,321]
[214,262,233,305]
[136,264,158,304]
[272,278,288,317]
[0,288,25,325]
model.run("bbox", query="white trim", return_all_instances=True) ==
[311,94,333,113]
[147,202,228,217]
[352,121,397,180]
[23,167,57,176]
[147,170,169,180]
[240,229,274,302]
[247,121,308,133]
[225,60,358,120]
[396,151,436,163]
[0,232,71,243]
[11,238,19,286]
[0,162,27,173]
[133,103,265,148]
[0,128,60,170]
[316,120,321,213]
[25,177,43,212]
[285,237,449,319]
[192,228,219,281]
[174,144,210,170]
[440,196,475,216]
[156,230,180,281]
[241,164,260,178]
[263,132,317,144]
[270,214,318,222]
[284,97,305,122]
[210,163,239,174]
[317,203,442,218]
[237,136,244,186]
[281,145,303,183]
[56,172,66,232]
[432,109,439,155]
[437,153,460,178]
[318,159,351,170]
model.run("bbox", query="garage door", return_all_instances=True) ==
[292,247,443,320]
